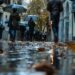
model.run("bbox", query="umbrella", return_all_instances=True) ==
[0,0,3,5]
[3,4,27,13]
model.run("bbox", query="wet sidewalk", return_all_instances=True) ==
[0,41,74,75]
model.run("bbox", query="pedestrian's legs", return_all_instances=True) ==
[20,26,26,41]
[9,29,16,42]
[0,30,3,40]
[20,30,25,41]
[9,30,12,41]
[29,32,32,41]
[25,31,30,41]
[52,17,59,43]
[52,24,58,43]
[13,29,16,41]
[29,29,34,41]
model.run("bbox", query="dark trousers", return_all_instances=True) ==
[25,31,30,41]
[9,29,16,41]
[51,15,59,43]
[20,26,26,41]
[20,30,25,41]
[29,29,34,41]
[0,30,3,40]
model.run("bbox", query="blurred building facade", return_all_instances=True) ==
[46,0,75,42]
[59,0,75,42]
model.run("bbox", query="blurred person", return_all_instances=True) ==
[47,0,63,43]
[8,8,20,42]
[34,30,42,41]
[0,0,4,41]
[19,25,26,41]
[42,33,47,41]
[25,29,30,41]
[28,17,35,41]
[19,19,26,41]
[0,12,4,40]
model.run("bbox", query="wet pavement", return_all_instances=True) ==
[0,41,74,75]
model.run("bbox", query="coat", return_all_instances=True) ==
[8,14,20,30]
[47,0,63,18]
[28,19,35,31]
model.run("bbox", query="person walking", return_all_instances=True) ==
[8,8,20,42]
[19,23,26,41]
[0,13,4,40]
[28,17,35,41]
[47,0,63,43]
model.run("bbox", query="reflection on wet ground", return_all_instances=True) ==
[0,41,74,75]
[0,41,53,75]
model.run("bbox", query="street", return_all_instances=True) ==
[0,41,74,75]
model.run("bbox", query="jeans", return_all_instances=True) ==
[9,29,16,41]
